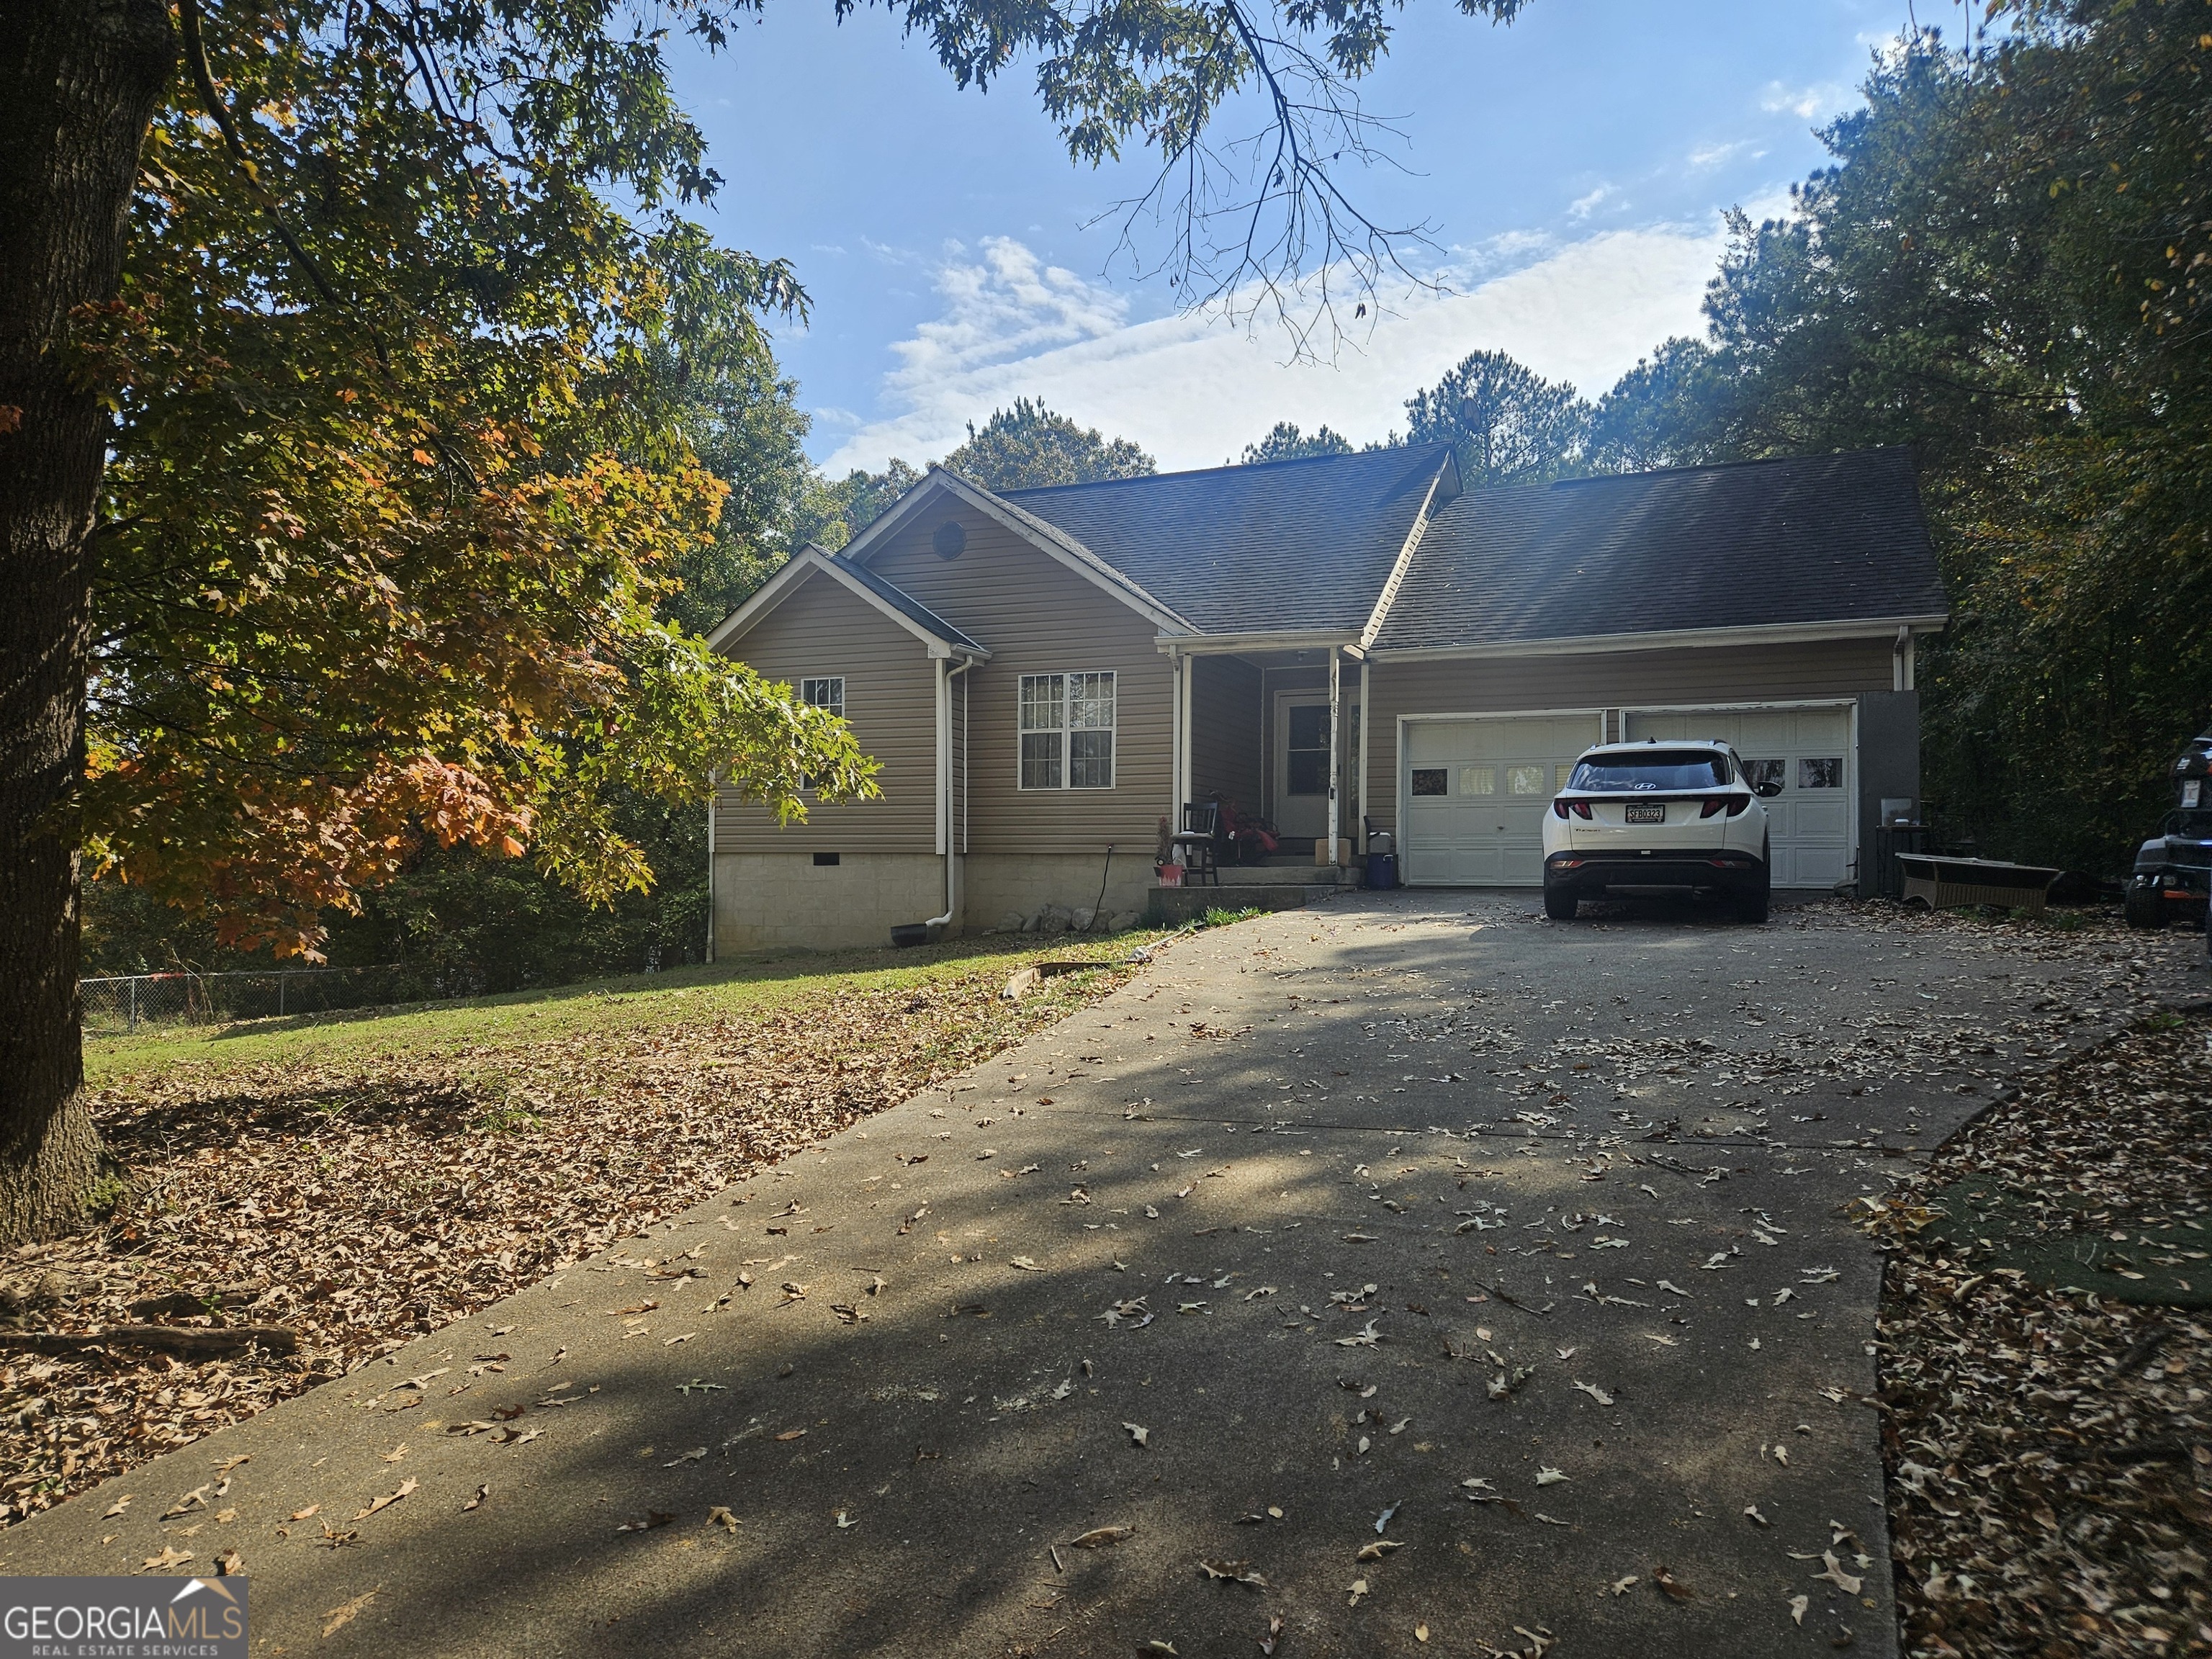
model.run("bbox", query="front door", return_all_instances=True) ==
[1280,701,1330,840]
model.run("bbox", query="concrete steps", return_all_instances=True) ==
[1145,881,1350,926]
[1214,861,1356,887]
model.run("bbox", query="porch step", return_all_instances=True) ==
[1145,883,1349,927]
[1216,863,1355,886]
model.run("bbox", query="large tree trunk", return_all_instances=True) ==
[0,1,173,1242]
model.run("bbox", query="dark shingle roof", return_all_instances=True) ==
[999,444,1455,634]
[1373,448,1946,652]
[832,553,986,652]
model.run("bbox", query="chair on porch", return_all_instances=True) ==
[1169,801,1221,887]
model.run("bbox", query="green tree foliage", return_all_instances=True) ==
[1242,421,1354,463]
[797,460,927,554]
[660,359,819,639]
[1622,4,2212,870]
[942,398,1156,490]
[1585,338,1730,474]
[81,0,875,965]
[1401,349,1591,487]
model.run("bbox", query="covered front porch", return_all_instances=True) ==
[1161,637,1372,873]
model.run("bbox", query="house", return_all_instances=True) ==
[704,444,1947,951]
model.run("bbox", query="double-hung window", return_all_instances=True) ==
[1019,671,1115,790]
[799,678,845,791]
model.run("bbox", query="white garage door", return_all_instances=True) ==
[1401,712,1604,885]
[1623,705,1855,889]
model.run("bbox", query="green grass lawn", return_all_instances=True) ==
[85,927,1167,1087]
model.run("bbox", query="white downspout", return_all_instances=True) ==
[703,770,716,965]
[1175,651,1193,822]
[1325,645,1341,863]
[927,657,974,932]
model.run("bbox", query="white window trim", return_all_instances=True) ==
[799,676,845,719]
[1017,670,1117,791]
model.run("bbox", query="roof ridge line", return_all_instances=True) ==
[1543,445,1914,488]
[999,440,1455,497]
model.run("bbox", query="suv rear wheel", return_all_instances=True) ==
[1543,883,1578,922]
[1735,839,1772,925]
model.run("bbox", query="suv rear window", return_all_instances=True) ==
[1568,750,1730,792]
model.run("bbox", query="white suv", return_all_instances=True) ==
[1541,739,1777,922]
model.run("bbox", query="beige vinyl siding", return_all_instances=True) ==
[1364,637,1894,837]
[1190,655,1262,811]
[712,569,938,853]
[863,511,1172,853]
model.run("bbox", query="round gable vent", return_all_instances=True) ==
[931,520,967,560]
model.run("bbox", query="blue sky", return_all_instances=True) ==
[667,0,1938,473]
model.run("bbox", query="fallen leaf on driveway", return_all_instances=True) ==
[1197,1558,1267,1586]
[1654,1565,1694,1601]
[1346,1578,1370,1607]
[1788,1593,1809,1625]
[1260,1614,1285,1655]
[1099,1298,1155,1329]
[1072,1525,1134,1548]
[101,1495,131,1519]
[1609,1575,1638,1596]
[1123,1422,1150,1448]
[662,1447,706,1467]
[1572,1380,1614,1406]
[1011,1256,1038,1271]
[1811,1551,1863,1593]
[159,1484,210,1520]
[351,1477,418,1521]
[462,1485,488,1512]
[1336,1321,1382,1348]
[1534,1467,1568,1486]
[321,1588,377,1637]
[708,1506,739,1532]
[1356,1540,1403,1561]
[141,1545,192,1572]
[287,1503,320,1521]
[615,1511,676,1533]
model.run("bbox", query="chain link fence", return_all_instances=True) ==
[81,966,409,1036]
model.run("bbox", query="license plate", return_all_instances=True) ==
[1625,804,1666,824]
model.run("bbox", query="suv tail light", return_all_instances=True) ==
[1699,796,1726,819]
[1552,799,1591,820]
[1701,795,1751,818]
[1726,795,1750,817]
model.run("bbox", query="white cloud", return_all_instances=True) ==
[817,217,1733,475]
[1567,184,1617,220]
[1687,139,1761,171]
[1759,79,1851,121]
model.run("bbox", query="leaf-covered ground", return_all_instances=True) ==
[0,934,1152,1529]
[1876,1009,2212,1658]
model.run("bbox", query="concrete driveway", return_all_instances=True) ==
[6,891,2195,1658]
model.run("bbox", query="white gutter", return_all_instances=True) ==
[1368,613,1952,662]
[926,657,977,934]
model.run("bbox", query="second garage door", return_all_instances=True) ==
[1401,711,1604,885]
[1622,704,1855,889]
